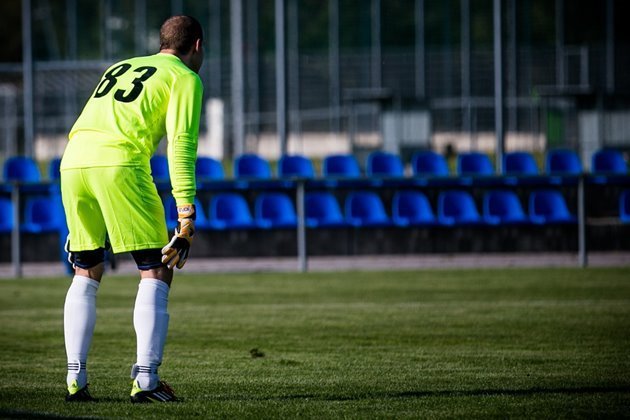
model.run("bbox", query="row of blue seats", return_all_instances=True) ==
[155,148,628,181]
[2,148,628,183]
[4,188,630,234]
[162,189,630,230]
[0,194,64,234]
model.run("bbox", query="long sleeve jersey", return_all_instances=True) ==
[61,53,203,206]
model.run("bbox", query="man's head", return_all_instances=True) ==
[159,15,204,73]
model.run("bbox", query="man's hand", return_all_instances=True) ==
[161,203,196,269]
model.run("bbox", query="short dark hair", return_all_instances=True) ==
[159,15,203,54]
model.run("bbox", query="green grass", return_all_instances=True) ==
[1,268,629,418]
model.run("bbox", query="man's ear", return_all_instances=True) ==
[194,39,202,53]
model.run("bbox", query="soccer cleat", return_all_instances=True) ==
[65,380,95,402]
[130,379,178,403]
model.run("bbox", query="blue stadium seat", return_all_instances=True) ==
[366,151,404,177]
[437,190,483,225]
[545,149,582,175]
[457,152,494,176]
[344,191,391,227]
[591,149,627,174]
[392,191,437,226]
[411,151,450,177]
[619,190,630,224]
[234,154,272,179]
[305,192,346,228]
[255,192,297,228]
[150,155,169,181]
[3,156,41,182]
[164,197,210,230]
[278,154,315,178]
[503,151,539,175]
[482,190,529,225]
[323,154,361,178]
[529,190,576,224]
[0,198,14,233]
[196,156,224,180]
[209,193,256,229]
[21,196,64,233]
[48,157,62,181]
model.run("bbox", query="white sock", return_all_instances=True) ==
[133,278,170,390]
[64,275,99,389]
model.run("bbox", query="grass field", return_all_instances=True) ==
[1,268,629,418]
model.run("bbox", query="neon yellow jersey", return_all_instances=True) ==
[61,53,203,205]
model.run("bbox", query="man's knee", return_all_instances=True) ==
[70,248,106,269]
[131,248,166,271]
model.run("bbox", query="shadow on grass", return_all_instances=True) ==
[1,385,627,417]
[212,385,630,402]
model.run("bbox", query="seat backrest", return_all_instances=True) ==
[345,192,389,222]
[24,197,63,226]
[48,157,62,181]
[323,154,361,177]
[438,191,481,221]
[234,154,272,179]
[278,155,315,178]
[620,190,630,222]
[529,190,571,218]
[546,149,582,174]
[411,151,449,177]
[305,192,343,222]
[255,193,297,223]
[0,198,13,232]
[150,155,169,180]
[211,193,254,223]
[503,152,538,175]
[3,156,41,182]
[457,152,494,176]
[592,149,627,174]
[196,157,224,180]
[163,196,178,228]
[367,151,404,177]
[483,190,526,220]
[392,191,435,222]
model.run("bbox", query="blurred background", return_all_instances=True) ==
[1,0,628,168]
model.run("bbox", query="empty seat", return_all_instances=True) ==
[0,198,13,233]
[164,197,210,230]
[323,154,361,178]
[503,151,539,175]
[529,190,576,224]
[255,192,297,228]
[411,151,449,177]
[366,151,404,177]
[545,149,582,175]
[437,190,483,225]
[209,193,256,229]
[457,152,494,176]
[196,156,224,180]
[48,157,62,181]
[150,155,169,181]
[344,191,391,227]
[21,196,64,233]
[234,154,272,179]
[482,190,529,225]
[392,191,437,226]
[620,190,630,223]
[3,156,41,182]
[591,149,627,174]
[278,155,315,178]
[304,192,346,227]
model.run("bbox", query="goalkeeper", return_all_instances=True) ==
[59,15,203,403]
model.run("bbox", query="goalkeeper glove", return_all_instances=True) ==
[161,203,196,269]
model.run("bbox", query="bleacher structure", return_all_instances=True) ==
[1,148,629,272]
